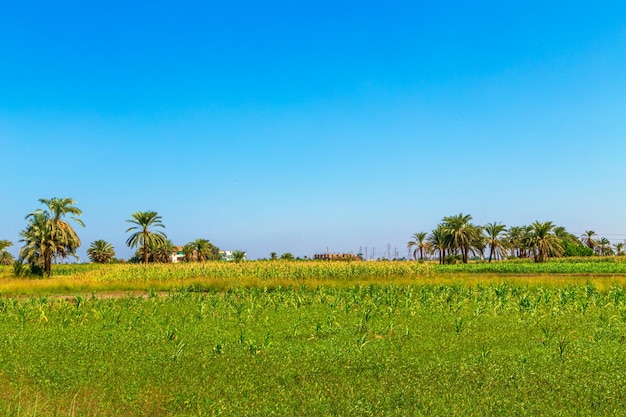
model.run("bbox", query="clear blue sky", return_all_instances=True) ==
[2,1,626,260]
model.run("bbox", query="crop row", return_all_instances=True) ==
[4,258,626,283]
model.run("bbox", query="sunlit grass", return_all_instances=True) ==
[2,284,626,415]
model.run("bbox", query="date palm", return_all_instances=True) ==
[87,240,116,263]
[443,213,475,263]
[580,231,598,251]
[484,222,507,262]
[596,237,613,256]
[428,224,450,265]
[231,250,246,263]
[0,240,12,265]
[0,240,11,252]
[614,242,624,256]
[407,232,428,260]
[194,238,220,262]
[182,242,196,262]
[19,198,84,276]
[19,211,54,274]
[528,221,563,262]
[126,211,167,264]
[149,239,176,263]
[554,226,579,245]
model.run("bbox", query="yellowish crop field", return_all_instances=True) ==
[2,259,626,296]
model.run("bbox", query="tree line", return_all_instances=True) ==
[408,213,622,264]
[3,197,232,277]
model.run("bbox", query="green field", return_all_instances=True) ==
[1,261,626,415]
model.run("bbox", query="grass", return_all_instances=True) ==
[2,260,626,415]
[1,284,626,415]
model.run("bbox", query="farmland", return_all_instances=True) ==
[1,260,626,415]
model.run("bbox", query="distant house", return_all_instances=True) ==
[170,246,185,263]
[220,250,246,262]
[314,253,362,261]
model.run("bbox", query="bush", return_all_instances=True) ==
[563,242,594,257]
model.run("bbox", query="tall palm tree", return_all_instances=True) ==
[87,240,116,263]
[126,211,167,264]
[182,242,196,262]
[553,226,579,245]
[428,224,450,265]
[19,211,54,275]
[40,198,84,260]
[0,240,12,252]
[194,238,220,262]
[596,238,613,256]
[149,239,176,263]
[407,232,429,260]
[484,222,507,262]
[528,221,563,262]
[0,240,12,266]
[580,231,598,251]
[443,213,475,263]
[0,251,13,265]
[19,198,84,276]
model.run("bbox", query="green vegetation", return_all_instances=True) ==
[87,240,116,263]
[125,211,167,264]
[5,200,626,415]
[183,238,220,262]
[410,214,619,264]
[1,284,626,415]
[3,259,626,297]
[18,198,84,276]
[0,240,13,265]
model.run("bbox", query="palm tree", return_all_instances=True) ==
[194,238,220,262]
[580,231,598,251]
[19,211,54,275]
[428,224,450,265]
[150,239,176,263]
[0,240,13,265]
[553,226,579,245]
[484,222,507,262]
[182,242,196,262]
[280,252,294,260]
[596,238,613,256]
[231,250,246,263]
[528,221,563,262]
[87,240,116,263]
[0,240,11,252]
[442,213,476,263]
[125,211,167,264]
[407,232,429,260]
[19,198,84,276]
[40,198,84,262]
[614,242,624,256]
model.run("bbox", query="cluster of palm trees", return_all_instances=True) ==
[95,211,220,264]
[408,213,621,264]
[10,199,227,274]
[18,198,84,275]
[580,230,623,256]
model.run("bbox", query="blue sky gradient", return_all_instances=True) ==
[2,1,626,259]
